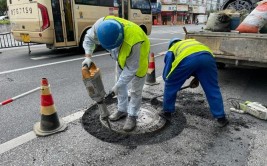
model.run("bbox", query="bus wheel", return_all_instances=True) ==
[46,44,53,49]
[140,25,147,35]
[79,33,86,51]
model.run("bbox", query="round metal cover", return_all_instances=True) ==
[82,97,187,145]
[100,103,166,134]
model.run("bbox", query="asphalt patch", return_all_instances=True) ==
[82,98,186,146]
[82,91,251,146]
[150,91,212,120]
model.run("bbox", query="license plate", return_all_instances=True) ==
[21,34,30,43]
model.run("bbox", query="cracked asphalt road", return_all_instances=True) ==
[1,76,267,166]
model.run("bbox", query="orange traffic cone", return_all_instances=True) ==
[145,52,159,85]
[33,78,67,136]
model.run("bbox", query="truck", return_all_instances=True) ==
[184,29,267,68]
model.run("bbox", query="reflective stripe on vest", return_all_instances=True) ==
[104,16,150,77]
[167,39,214,78]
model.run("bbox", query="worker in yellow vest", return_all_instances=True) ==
[82,16,150,132]
[160,38,229,127]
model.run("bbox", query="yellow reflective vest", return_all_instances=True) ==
[105,16,150,77]
[167,39,214,78]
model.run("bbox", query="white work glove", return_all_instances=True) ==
[82,57,93,67]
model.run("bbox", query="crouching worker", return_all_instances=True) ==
[82,16,150,132]
[159,38,229,127]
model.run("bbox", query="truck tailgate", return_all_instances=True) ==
[186,32,267,63]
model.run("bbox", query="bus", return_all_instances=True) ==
[7,0,155,49]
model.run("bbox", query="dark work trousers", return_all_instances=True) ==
[162,51,225,118]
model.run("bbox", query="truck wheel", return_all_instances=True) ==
[220,0,254,12]
[216,62,226,69]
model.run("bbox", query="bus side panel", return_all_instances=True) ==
[128,9,152,35]
[73,5,118,45]
[7,0,33,4]
[8,1,55,44]
[11,29,54,44]
[9,3,41,32]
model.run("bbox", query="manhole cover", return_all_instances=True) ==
[100,103,166,134]
[81,98,187,145]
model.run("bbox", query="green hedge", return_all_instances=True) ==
[0,20,10,25]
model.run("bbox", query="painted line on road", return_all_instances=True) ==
[151,41,169,47]
[149,38,170,41]
[0,109,86,155]
[0,57,85,75]
[155,51,166,58]
[0,52,109,75]
[30,52,76,60]
[0,42,169,75]
[0,76,163,155]
[0,131,37,155]
[31,56,50,60]
[30,40,168,60]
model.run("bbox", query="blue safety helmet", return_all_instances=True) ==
[96,20,124,50]
[168,38,182,49]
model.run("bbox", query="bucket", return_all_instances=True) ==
[230,17,240,30]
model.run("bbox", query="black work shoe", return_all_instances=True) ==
[159,111,172,122]
[217,117,229,128]
[123,116,137,132]
[109,111,127,121]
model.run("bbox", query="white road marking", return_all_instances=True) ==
[149,38,170,41]
[30,53,77,60]
[0,42,169,75]
[31,56,50,60]
[0,41,168,154]
[0,52,109,75]
[0,132,37,155]
[0,109,86,155]
[151,41,169,46]
[152,31,185,35]
[155,51,166,57]
[0,77,164,154]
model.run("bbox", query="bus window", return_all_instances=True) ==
[98,0,114,7]
[131,0,151,14]
[52,0,64,42]
[64,0,75,41]
[117,0,128,19]
[74,0,97,5]
[75,0,113,6]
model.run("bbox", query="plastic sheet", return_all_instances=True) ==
[236,2,267,33]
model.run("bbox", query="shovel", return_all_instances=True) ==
[150,77,199,105]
